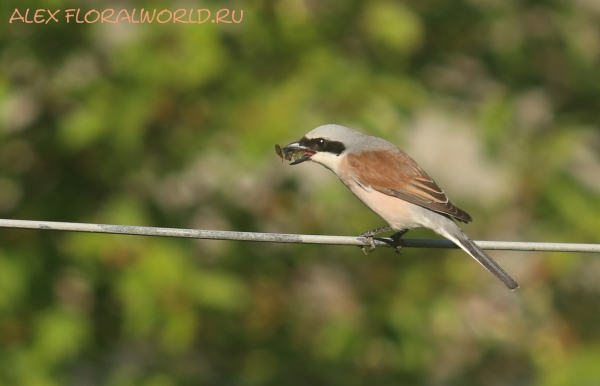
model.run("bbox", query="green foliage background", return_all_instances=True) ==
[1,0,600,384]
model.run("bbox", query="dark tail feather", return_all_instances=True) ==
[451,231,519,290]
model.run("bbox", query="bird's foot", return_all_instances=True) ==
[389,230,408,254]
[359,226,393,255]
[360,235,377,255]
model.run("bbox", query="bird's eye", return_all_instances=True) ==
[316,138,325,148]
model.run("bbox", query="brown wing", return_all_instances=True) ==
[346,149,473,223]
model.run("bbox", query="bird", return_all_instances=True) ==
[278,124,519,290]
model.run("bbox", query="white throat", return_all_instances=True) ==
[310,151,345,175]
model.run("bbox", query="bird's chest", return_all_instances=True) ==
[340,177,424,230]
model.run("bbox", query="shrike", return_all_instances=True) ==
[279,124,518,290]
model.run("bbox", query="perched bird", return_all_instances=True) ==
[279,124,518,290]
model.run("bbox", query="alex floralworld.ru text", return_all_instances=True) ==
[9,8,243,24]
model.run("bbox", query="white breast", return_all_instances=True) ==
[342,178,430,231]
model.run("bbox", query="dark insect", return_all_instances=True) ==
[275,144,298,161]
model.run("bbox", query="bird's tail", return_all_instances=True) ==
[442,227,519,290]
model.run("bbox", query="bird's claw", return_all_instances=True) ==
[359,226,392,255]
[360,235,377,255]
[390,230,407,254]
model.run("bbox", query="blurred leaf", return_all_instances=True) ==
[191,269,248,311]
[32,308,90,366]
[363,2,424,54]
[0,250,26,314]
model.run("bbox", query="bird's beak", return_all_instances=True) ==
[277,141,316,165]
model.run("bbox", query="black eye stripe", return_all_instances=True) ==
[298,137,346,155]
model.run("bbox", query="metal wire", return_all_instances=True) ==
[0,218,598,253]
